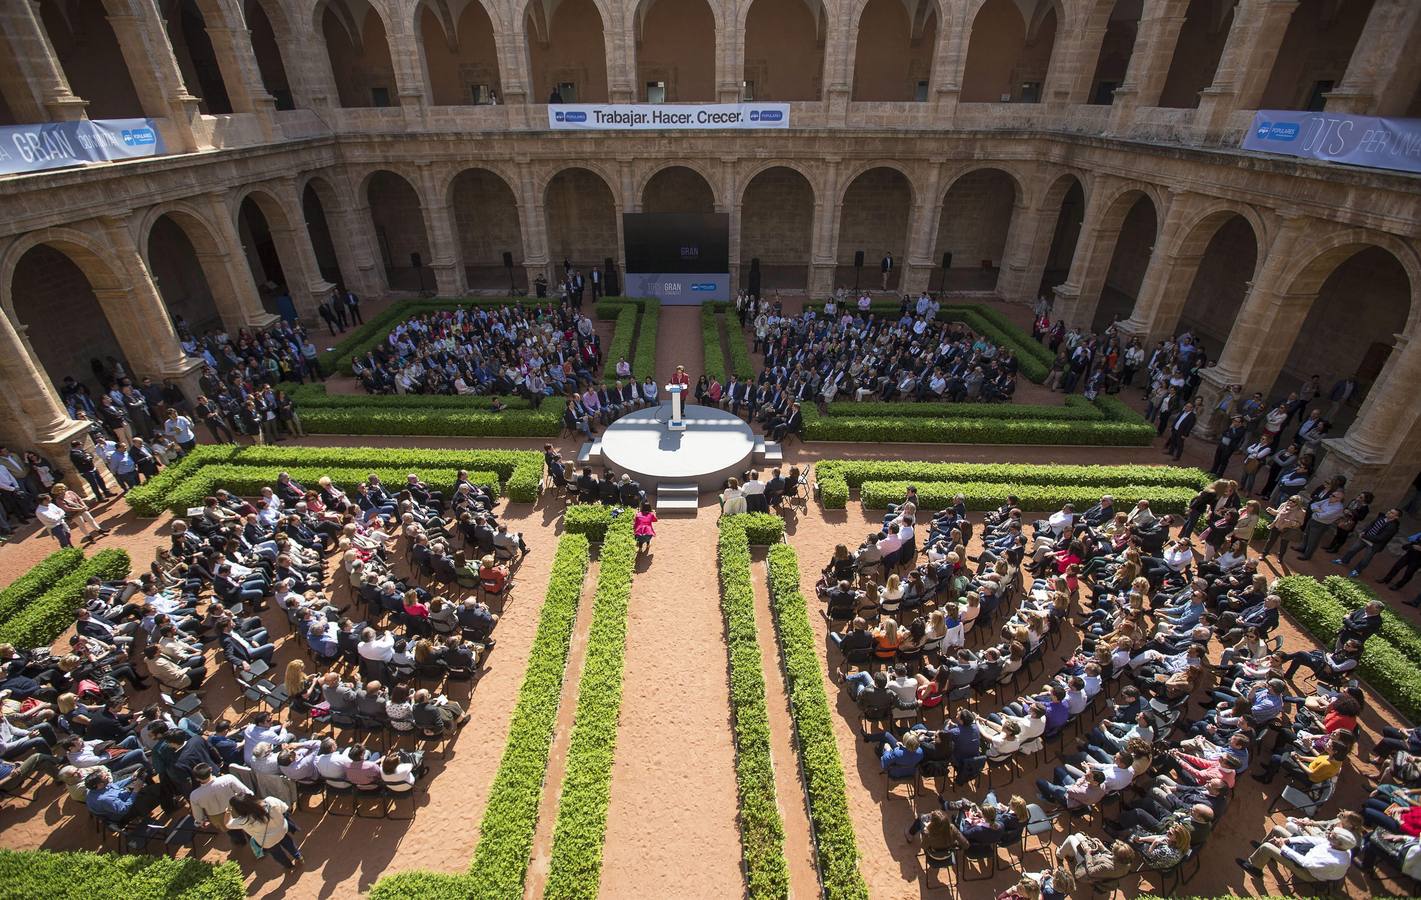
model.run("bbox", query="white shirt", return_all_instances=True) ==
[359,632,396,661]
[35,502,66,529]
[189,774,252,824]
[315,748,353,781]
[164,416,195,443]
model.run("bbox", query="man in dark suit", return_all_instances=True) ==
[1210,415,1248,476]
[770,403,803,442]
[1164,401,1197,460]
[880,252,894,290]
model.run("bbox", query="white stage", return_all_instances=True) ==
[599,402,757,491]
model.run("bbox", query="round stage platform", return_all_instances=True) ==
[599,403,757,491]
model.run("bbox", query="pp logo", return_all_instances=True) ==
[121,127,155,146]
[690,283,716,292]
[749,109,783,123]
[1256,121,1272,139]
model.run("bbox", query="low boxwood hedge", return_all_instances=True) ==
[371,532,592,900]
[821,395,1104,422]
[0,549,131,649]
[702,303,727,382]
[288,385,536,410]
[161,466,500,515]
[0,548,84,629]
[595,297,660,381]
[760,529,869,900]
[298,407,562,438]
[562,504,616,542]
[858,480,1200,514]
[1275,575,1421,722]
[543,516,636,898]
[0,849,244,899]
[800,407,1155,446]
[717,516,790,897]
[127,446,543,515]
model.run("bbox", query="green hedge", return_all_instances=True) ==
[858,480,1200,514]
[298,407,562,438]
[370,532,591,900]
[815,460,1207,510]
[603,303,640,382]
[0,548,84,629]
[821,395,1105,421]
[800,406,1155,446]
[725,312,755,379]
[0,849,244,899]
[595,297,660,381]
[761,531,869,900]
[562,504,616,543]
[717,516,790,897]
[543,516,636,898]
[126,446,543,515]
[289,385,537,410]
[160,466,499,516]
[0,549,132,649]
[702,303,727,382]
[1275,575,1421,722]
[327,297,556,376]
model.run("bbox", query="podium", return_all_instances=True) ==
[665,384,687,431]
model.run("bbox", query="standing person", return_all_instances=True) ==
[189,763,252,849]
[1297,489,1346,561]
[634,501,657,554]
[1381,529,1421,593]
[227,793,303,869]
[68,440,112,501]
[163,409,197,453]
[880,251,894,291]
[590,266,602,300]
[1326,376,1357,420]
[330,289,348,331]
[1334,509,1402,577]
[194,395,235,444]
[1164,402,1197,460]
[1210,416,1248,477]
[343,289,363,325]
[55,485,105,540]
[34,494,72,548]
[317,299,339,336]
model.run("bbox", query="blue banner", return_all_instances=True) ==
[0,118,166,176]
[624,272,730,304]
[1241,110,1421,175]
[548,103,789,130]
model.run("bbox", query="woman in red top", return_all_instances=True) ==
[634,502,658,552]
[402,589,430,619]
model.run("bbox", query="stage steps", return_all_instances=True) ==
[655,482,700,515]
[576,439,603,467]
[752,439,783,467]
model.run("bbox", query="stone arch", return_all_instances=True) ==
[230,186,311,319]
[140,206,236,335]
[525,0,609,103]
[163,0,233,114]
[544,167,620,271]
[245,0,295,108]
[362,169,433,291]
[1039,172,1086,296]
[934,167,1022,291]
[961,0,1061,103]
[635,0,718,102]
[742,0,828,101]
[447,167,526,290]
[1170,208,1263,356]
[1259,0,1373,111]
[851,0,940,101]
[419,0,502,104]
[299,175,351,290]
[39,0,145,118]
[836,165,914,289]
[1091,187,1159,331]
[1085,0,1142,104]
[739,165,816,291]
[640,165,718,214]
[319,0,401,107]
[1159,0,1236,109]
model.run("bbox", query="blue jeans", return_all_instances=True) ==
[48,523,72,548]
[845,671,873,699]
[1338,537,1379,573]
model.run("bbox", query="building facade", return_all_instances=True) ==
[1,0,1419,502]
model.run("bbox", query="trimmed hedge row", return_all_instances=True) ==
[595,297,660,381]
[126,446,544,516]
[370,531,591,900]
[762,534,869,900]
[288,385,536,410]
[717,515,791,897]
[0,849,245,900]
[327,297,553,376]
[822,395,1105,421]
[815,460,1207,509]
[0,548,84,629]
[0,549,131,649]
[161,466,500,516]
[702,303,727,382]
[800,407,1155,446]
[725,312,756,379]
[543,515,637,898]
[562,504,615,542]
[858,480,1199,514]
[604,303,641,380]
[1275,575,1421,722]
[1322,576,1421,678]
[298,407,562,438]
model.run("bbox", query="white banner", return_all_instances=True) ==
[0,118,165,176]
[548,103,789,130]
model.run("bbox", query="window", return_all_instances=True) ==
[914,80,929,102]
[371,86,391,107]
[271,89,295,111]
[1092,81,1118,106]
[1018,82,1042,104]
[646,81,666,103]
[742,80,755,101]
[1306,80,1334,112]
[557,81,577,103]
[469,84,493,105]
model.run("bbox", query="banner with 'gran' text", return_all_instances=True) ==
[548,103,789,131]
[0,118,166,177]
[1241,110,1421,175]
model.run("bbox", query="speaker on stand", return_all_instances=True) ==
[604,257,619,296]
[853,249,865,292]
[938,251,952,295]
[748,257,761,298]
[411,252,432,297]
[503,251,519,294]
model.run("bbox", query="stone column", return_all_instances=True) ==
[1107,0,1191,132]
[287,11,336,110]
[1113,191,1201,344]
[995,198,1055,304]
[930,0,969,119]
[516,161,550,288]
[1190,214,1309,437]
[318,190,386,299]
[494,26,531,108]
[716,11,741,102]
[1049,180,1117,329]
[1316,332,1421,505]
[614,159,632,274]
[606,9,636,102]
[1324,0,1421,116]
[105,2,203,151]
[902,162,945,295]
[192,195,281,329]
[0,315,96,492]
[1059,6,1112,105]
[383,15,429,113]
[1193,0,1302,137]
[822,10,856,119]
[200,0,278,135]
[722,158,741,288]
[269,178,335,319]
[808,159,842,296]
[415,166,467,296]
[0,0,88,122]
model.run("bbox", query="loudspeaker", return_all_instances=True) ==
[502,251,514,269]
[410,251,422,268]
[603,257,619,295]
[853,250,865,269]
[748,257,761,297]
[941,252,953,270]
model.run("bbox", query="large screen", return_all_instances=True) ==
[623,213,730,274]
